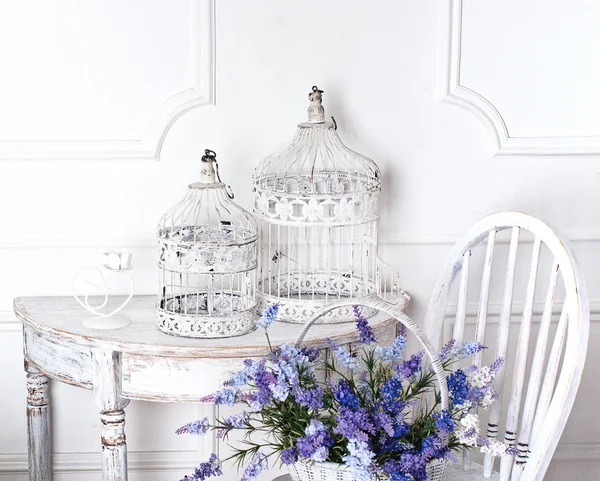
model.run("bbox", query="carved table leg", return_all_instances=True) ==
[25,362,51,481]
[92,349,130,481]
[101,409,127,480]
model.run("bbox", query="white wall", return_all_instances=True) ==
[1,0,599,479]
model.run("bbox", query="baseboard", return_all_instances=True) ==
[0,449,202,474]
[0,443,598,474]
[552,443,600,463]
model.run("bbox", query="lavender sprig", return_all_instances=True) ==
[353,305,376,344]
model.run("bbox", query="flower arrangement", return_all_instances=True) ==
[176,305,515,481]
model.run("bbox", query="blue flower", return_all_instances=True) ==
[342,439,375,481]
[176,418,210,435]
[269,375,290,401]
[224,369,249,388]
[379,376,404,412]
[454,341,486,359]
[353,306,376,344]
[375,335,407,361]
[213,388,239,406]
[334,379,360,410]
[242,451,268,480]
[335,346,359,369]
[257,303,279,329]
[421,434,449,459]
[281,447,298,465]
[447,369,468,405]
[433,410,454,436]
[181,453,222,481]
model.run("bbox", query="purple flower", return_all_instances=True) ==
[296,420,334,461]
[325,337,339,350]
[181,453,222,481]
[293,386,324,409]
[242,451,268,480]
[176,418,210,435]
[354,306,376,344]
[398,351,424,378]
[489,357,504,373]
[257,303,279,329]
[334,379,360,410]
[438,339,456,361]
[333,407,374,442]
[223,412,248,428]
[281,447,298,465]
[371,411,394,436]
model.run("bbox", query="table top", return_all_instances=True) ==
[14,296,399,358]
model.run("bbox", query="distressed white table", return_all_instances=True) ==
[14,295,400,481]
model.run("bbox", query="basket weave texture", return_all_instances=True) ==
[289,459,446,481]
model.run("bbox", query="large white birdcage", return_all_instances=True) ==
[253,86,405,323]
[157,149,258,338]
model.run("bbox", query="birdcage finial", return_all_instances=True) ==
[307,85,325,123]
[200,149,217,184]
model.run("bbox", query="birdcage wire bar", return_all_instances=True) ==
[253,87,402,324]
[157,150,258,338]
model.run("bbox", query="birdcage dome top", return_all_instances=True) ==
[158,150,257,247]
[252,87,381,226]
[253,119,380,196]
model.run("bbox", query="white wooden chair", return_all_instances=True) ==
[423,212,589,480]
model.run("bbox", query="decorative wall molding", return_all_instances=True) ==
[0,0,215,162]
[4,231,600,250]
[0,405,214,474]
[437,0,600,157]
[0,311,20,332]
[4,301,600,334]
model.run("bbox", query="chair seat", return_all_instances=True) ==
[444,461,499,480]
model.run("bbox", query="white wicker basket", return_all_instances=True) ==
[289,461,355,481]
[289,459,446,481]
[426,458,446,481]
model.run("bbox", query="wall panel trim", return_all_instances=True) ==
[437,0,600,157]
[0,0,215,162]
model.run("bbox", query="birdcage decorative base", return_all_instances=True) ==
[157,292,256,338]
[257,270,378,323]
[288,459,446,481]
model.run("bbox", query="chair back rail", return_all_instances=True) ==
[423,212,589,481]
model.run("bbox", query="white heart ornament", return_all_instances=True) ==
[72,267,134,323]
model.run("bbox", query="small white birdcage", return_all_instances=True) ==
[157,149,258,338]
[253,86,405,323]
